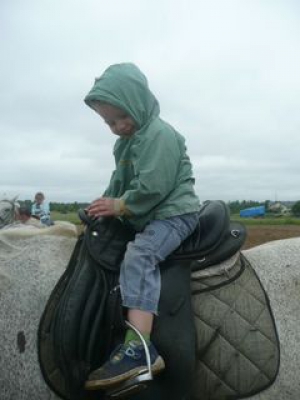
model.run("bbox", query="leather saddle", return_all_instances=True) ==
[38,200,246,400]
[84,200,246,271]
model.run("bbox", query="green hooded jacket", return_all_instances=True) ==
[85,63,200,231]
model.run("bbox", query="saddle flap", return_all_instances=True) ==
[85,216,135,272]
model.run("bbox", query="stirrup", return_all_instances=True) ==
[106,321,153,399]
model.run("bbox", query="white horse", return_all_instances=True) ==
[0,199,299,399]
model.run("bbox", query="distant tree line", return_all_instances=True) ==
[19,199,300,216]
[20,199,264,214]
[292,201,300,216]
[20,200,89,214]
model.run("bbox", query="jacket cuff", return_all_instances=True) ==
[114,199,132,217]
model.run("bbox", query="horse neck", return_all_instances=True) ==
[0,199,18,228]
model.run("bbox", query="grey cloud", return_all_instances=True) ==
[1,0,299,202]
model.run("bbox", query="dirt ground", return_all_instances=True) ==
[242,225,300,250]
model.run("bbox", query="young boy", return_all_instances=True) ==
[84,63,200,390]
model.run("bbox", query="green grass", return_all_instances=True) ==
[51,211,82,225]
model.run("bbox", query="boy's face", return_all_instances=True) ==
[35,195,44,204]
[93,103,136,137]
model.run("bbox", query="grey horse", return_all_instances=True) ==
[0,199,299,399]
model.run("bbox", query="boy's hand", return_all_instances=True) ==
[87,197,120,218]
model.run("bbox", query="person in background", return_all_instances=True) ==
[17,206,44,227]
[31,192,53,226]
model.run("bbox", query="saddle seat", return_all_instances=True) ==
[81,200,246,273]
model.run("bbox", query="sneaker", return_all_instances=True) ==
[85,341,165,390]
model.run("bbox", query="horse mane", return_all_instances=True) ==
[0,222,78,239]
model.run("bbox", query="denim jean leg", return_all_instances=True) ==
[120,213,199,314]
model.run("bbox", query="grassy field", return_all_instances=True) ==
[52,211,300,226]
[51,211,82,225]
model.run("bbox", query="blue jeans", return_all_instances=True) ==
[119,213,199,315]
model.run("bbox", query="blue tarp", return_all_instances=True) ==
[240,206,265,218]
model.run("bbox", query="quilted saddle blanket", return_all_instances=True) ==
[190,253,280,399]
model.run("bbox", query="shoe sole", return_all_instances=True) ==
[85,356,165,390]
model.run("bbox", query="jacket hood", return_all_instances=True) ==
[84,63,160,129]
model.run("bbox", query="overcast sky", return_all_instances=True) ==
[1,0,299,203]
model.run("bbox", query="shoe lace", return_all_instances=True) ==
[110,342,141,362]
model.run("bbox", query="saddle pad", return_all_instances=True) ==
[191,254,280,400]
